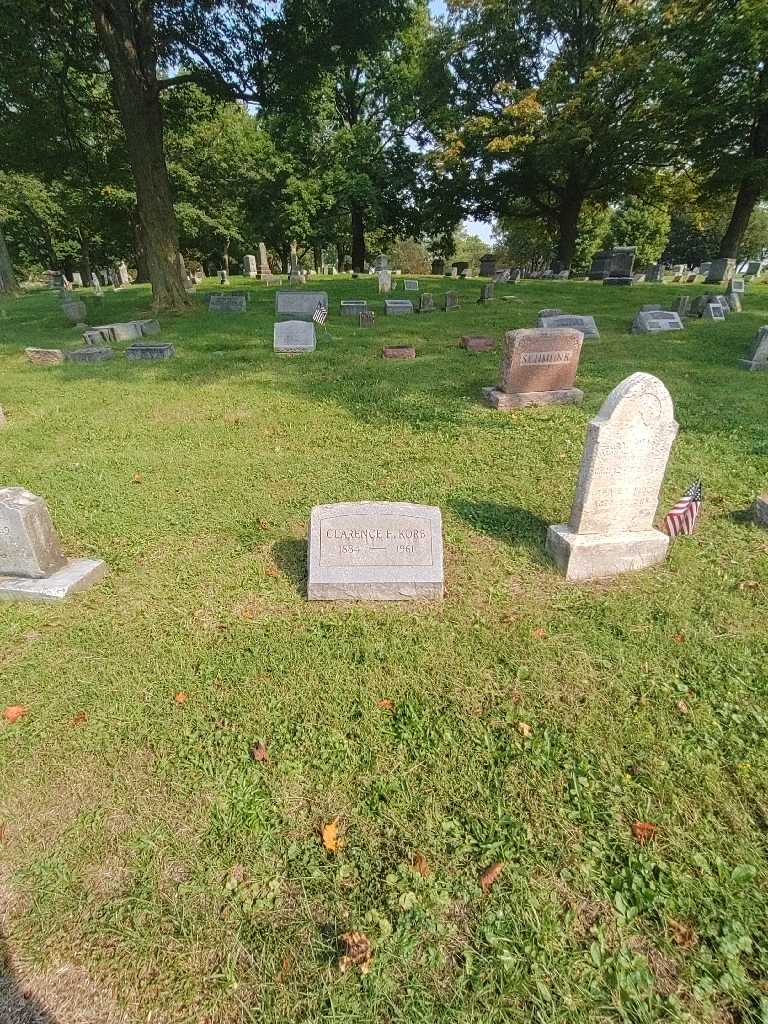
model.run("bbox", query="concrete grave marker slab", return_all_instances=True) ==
[418,293,435,313]
[126,343,175,360]
[703,303,725,320]
[443,292,459,311]
[25,348,64,366]
[308,501,443,601]
[546,373,677,581]
[384,299,414,316]
[740,326,768,370]
[66,347,114,363]
[705,258,736,284]
[341,301,367,317]
[378,270,392,294]
[243,254,257,278]
[404,280,419,291]
[631,310,685,334]
[478,283,494,303]
[482,327,584,409]
[538,314,599,339]
[727,292,742,312]
[754,495,768,527]
[461,335,496,353]
[276,291,329,321]
[209,292,247,313]
[383,346,416,359]
[273,320,316,353]
[63,300,87,323]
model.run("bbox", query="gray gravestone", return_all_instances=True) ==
[63,300,87,324]
[703,303,725,320]
[727,278,745,295]
[275,291,329,321]
[66,347,114,363]
[443,292,459,311]
[117,261,130,285]
[404,279,419,291]
[705,258,736,284]
[257,243,270,276]
[378,270,392,294]
[672,296,691,317]
[740,326,768,371]
[243,254,257,277]
[727,292,742,312]
[418,293,435,313]
[631,310,685,334]
[538,314,599,339]
[126,343,175,360]
[341,300,367,316]
[308,501,444,601]
[645,263,664,282]
[384,299,414,316]
[546,372,678,581]
[479,283,494,303]
[273,320,316,353]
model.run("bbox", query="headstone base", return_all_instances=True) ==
[755,495,768,527]
[66,347,114,363]
[308,581,443,602]
[126,343,175,360]
[482,386,583,409]
[545,525,669,581]
[603,277,634,286]
[0,558,106,602]
[739,358,768,371]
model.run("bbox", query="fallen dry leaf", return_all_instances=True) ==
[322,816,344,853]
[532,627,547,639]
[517,721,532,738]
[480,861,503,893]
[376,698,395,711]
[250,741,268,762]
[667,917,697,949]
[739,580,760,591]
[174,692,188,704]
[631,821,658,844]
[258,518,270,530]
[131,472,143,484]
[676,699,689,715]
[411,852,430,877]
[0,823,6,844]
[229,864,247,886]
[673,633,685,644]
[3,705,27,724]
[72,711,88,726]
[339,931,372,974]
[265,566,280,578]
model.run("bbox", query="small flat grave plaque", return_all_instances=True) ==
[341,301,367,316]
[208,292,247,313]
[308,501,444,601]
[274,320,316,353]
[66,347,114,363]
[539,314,599,339]
[461,336,496,353]
[384,300,414,316]
[383,346,416,360]
[403,279,419,291]
[631,311,685,334]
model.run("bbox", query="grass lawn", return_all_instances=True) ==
[1,274,767,1024]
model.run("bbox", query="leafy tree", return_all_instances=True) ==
[607,197,671,268]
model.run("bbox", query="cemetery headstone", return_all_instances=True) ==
[603,276,633,286]
[359,311,375,328]
[545,372,678,581]
[479,254,497,277]
[65,347,114,363]
[685,273,698,284]
[754,495,768,528]
[208,292,247,313]
[538,308,563,318]
[63,300,87,324]
[418,293,435,313]
[494,269,511,283]
[373,254,389,272]
[443,291,459,311]
[341,300,367,317]
[126,343,175,360]
[218,269,229,286]
[71,272,83,287]
[276,291,329,321]
[538,314,599,339]
[273,320,316,353]
[631,310,685,334]
[478,283,494,303]
[25,348,64,366]
[384,299,414,316]
[404,279,419,291]
[117,261,130,285]
[257,243,270,277]
[450,267,459,278]
[482,327,584,409]
[703,302,725,320]
[727,278,745,295]
[0,486,106,601]
[383,346,416,359]
[746,260,763,277]
[431,258,445,276]
[645,263,664,282]
[461,335,496,353]
[700,262,711,277]
[739,326,768,371]
[307,501,444,601]
[243,254,258,277]
[378,270,392,294]
[705,258,736,284]
[727,292,742,312]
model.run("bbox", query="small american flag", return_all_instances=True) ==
[313,303,328,326]
[663,481,702,537]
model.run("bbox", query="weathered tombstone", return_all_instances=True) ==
[63,300,87,324]
[273,320,316,353]
[218,269,229,286]
[754,495,768,527]
[383,345,416,359]
[443,292,459,311]
[384,299,414,316]
[194,268,204,283]
[126,342,175,360]
[377,270,392,295]
[461,335,496,353]
[117,261,130,285]
[727,278,746,295]
[450,267,459,278]
[418,293,435,313]
[25,348,64,366]
[703,302,725,321]
[705,258,736,284]
[257,243,270,277]
[479,283,494,303]
[0,486,106,601]
[373,254,389,272]
[482,327,584,409]
[341,300,367,317]
[645,263,664,282]
[208,292,247,313]
[404,279,419,291]
[557,269,571,280]
[275,290,329,321]
[538,314,599,339]
[494,269,511,283]
[746,260,763,277]
[359,311,375,328]
[47,271,65,289]
[479,254,497,278]
[65,347,114,363]
[90,272,103,297]
[727,292,742,312]
[673,296,691,317]
[631,310,685,334]
[431,258,445,276]
[511,269,522,283]
[243,254,258,278]
[700,262,711,277]
[545,372,678,581]
[71,271,83,287]
[588,250,612,280]
[307,501,443,601]
[739,326,768,371]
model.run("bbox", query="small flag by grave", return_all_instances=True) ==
[312,303,328,326]
[663,481,702,537]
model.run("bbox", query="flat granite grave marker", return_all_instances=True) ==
[273,320,316,353]
[275,291,329,321]
[631,310,685,334]
[63,300,87,324]
[754,495,768,527]
[740,326,768,370]
[0,486,106,601]
[404,279,419,292]
[418,293,435,313]
[538,314,599,339]
[703,303,725,320]
[383,346,416,359]
[545,372,678,581]
[126,343,175,360]
[25,348,64,367]
[479,283,494,303]
[341,300,367,317]
[482,327,584,409]
[209,292,247,313]
[461,335,496,353]
[308,501,444,601]
[384,299,414,316]
[65,347,114,363]
[443,292,459,311]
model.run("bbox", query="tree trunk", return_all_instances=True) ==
[351,204,365,271]
[0,224,19,292]
[78,232,92,285]
[336,242,345,271]
[554,189,585,270]
[280,244,289,274]
[222,237,230,273]
[718,178,762,259]
[92,0,190,312]
[313,245,322,271]
[133,210,150,282]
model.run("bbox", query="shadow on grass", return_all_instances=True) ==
[0,941,59,1023]
[449,499,550,557]
[272,539,307,596]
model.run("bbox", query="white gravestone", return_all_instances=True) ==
[631,310,685,334]
[273,320,316,353]
[703,303,725,320]
[0,487,105,601]
[378,270,392,294]
[243,254,257,277]
[275,291,329,321]
[308,501,444,601]
[546,373,678,581]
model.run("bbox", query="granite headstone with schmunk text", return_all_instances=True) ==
[482,327,584,409]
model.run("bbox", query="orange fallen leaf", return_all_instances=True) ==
[532,627,547,639]
[676,699,689,715]
[411,852,430,877]
[480,861,503,892]
[631,821,658,844]
[673,633,685,644]
[265,566,280,578]
[131,473,143,484]
[376,698,395,711]
[174,691,188,704]
[72,711,88,726]
[3,705,27,724]
[517,721,532,738]
[250,741,268,762]
[339,930,372,974]
[321,816,344,853]
[739,580,760,591]
[667,917,697,948]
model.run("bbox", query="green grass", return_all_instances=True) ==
[1,274,767,1024]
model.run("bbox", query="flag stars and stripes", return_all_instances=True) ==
[664,481,702,537]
